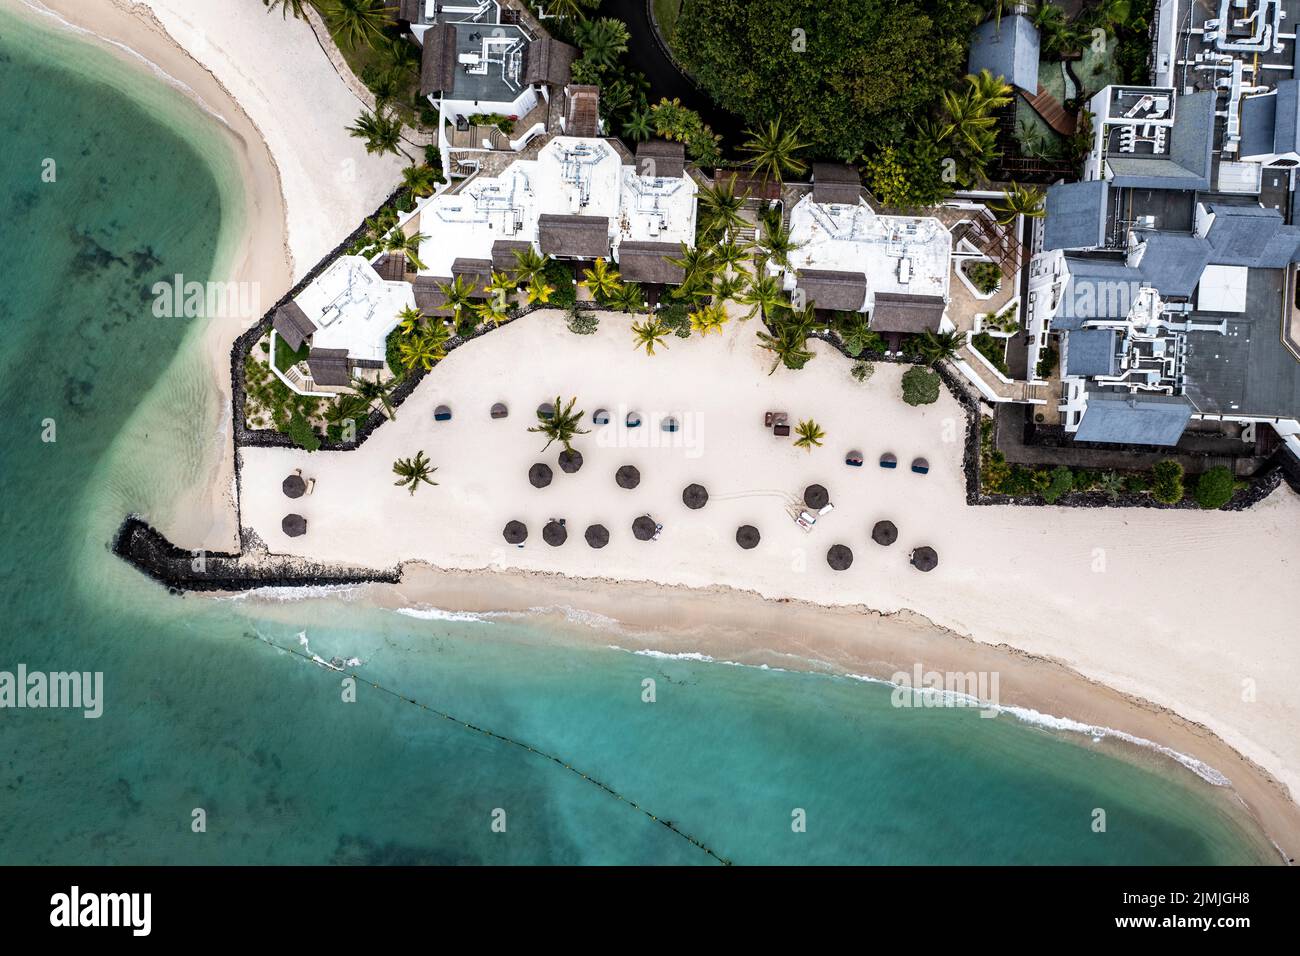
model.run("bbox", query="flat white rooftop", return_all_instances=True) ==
[785,195,951,299]
[294,256,415,363]
[416,136,696,276]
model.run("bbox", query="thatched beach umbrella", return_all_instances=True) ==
[871,520,898,546]
[282,514,307,537]
[558,449,584,474]
[735,525,760,550]
[845,450,864,467]
[911,457,930,474]
[880,452,898,469]
[529,463,553,488]
[434,404,452,422]
[632,515,657,540]
[503,520,528,545]
[593,408,610,425]
[910,546,938,572]
[682,483,709,510]
[826,544,854,571]
[803,483,829,510]
[282,474,306,499]
[584,523,609,549]
[616,465,640,489]
[543,520,568,547]
[537,402,555,419]
[491,402,509,419]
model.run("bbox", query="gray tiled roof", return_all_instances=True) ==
[1240,90,1278,158]
[1276,80,1300,154]
[967,14,1040,93]
[1042,180,1109,251]
[1108,92,1215,190]
[1205,204,1300,267]
[1135,233,1210,299]
[1075,392,1193,446]
[1055,255,1143,330]
[1064,329,1118,377]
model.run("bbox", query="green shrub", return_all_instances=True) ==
[566,308,599,335]
[1041,465,1074,503]
[285,410,321,452]
[971,331,1009,376]
[543,261,577,310]
[1151,460,1185,504]
[1035,345,1059,379]
[1194,465,1234,509]
[657,302,692,338]
[962,260,1002,294]
[851,361,875,383]
[901,366,940,406]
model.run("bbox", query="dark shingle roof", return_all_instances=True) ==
[1074,392,1192,446]
[375,253,408,281]
[524,37,577,87]
[1064,328,1118,377]
[273,301,316,352]
[306,348,352,388]
[967,14,1041,92]
[635,139,685,179]
[564,85,601,137]
[1240,90,1278,158]
[451,258,493,292]
[869,293,946,333]
[538,214,610,258]
[419,23,457,96]
[1055,255,1143,330]
[491,240,533,273]
[616,241,685,284]
[796,269,867,312]
[1135,233,1210,299]
[811,163,862,205]
[1042,180,1109,251]
[412,276,453,316]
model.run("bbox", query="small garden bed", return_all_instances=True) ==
[961,259,1002,296]
[971,331,1010,377]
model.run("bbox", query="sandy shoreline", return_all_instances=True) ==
[11,0,404,551]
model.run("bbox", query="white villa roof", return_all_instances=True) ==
[415,136,695,276]
[785,195,951,302]
[293,256,415,364]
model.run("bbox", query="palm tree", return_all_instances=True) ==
[396,304,424,336]
[755,206,800,269]
[263,0,308,19]
[526,275,556,305]
[437,275,477,323]
[397,328,445,372]
[697,179,749,239]
[756,326,815,374]
[580,257,622,299]
[528,395,589,452]
[348,107,403,157]
[473,297,511,325]
[384,229,427,271]
[711,272,747,304]
[323,0,392,51]
[916,328,965,366]
[740,117,808,183]
[325,392,369,428]
[392,450,437,495]
[712,238,752,275]
[511,247,548,285]
[990,182,1046,225]
[964,69,1013,114]
[546,0,598,21]
[941,88,1000,154]
[622,109,653,142]
[666,243,717,293]
[485,270,516,307]
[574,18,629,69]
[608,281,644,313]
[689,302,729,336]
[736,271,786,321]
[793,418,825,452]
[631,317,670,355]
[351,374,397,420]
[401,164,438,198]
[1097,470,1126,501]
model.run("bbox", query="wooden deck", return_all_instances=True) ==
[1022,86,1076,137]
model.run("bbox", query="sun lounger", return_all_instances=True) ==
[774,423,790,437]
[305,478,316,495]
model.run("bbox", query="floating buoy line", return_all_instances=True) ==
[247,630,731,865]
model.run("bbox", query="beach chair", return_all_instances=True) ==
[880,452,898,469]
[626,411,642,428]
[911,457,930,475]
[845,450,864,467]
[305,478,316,496]
[593,408,610,425]
[661,417,679,433]
[434,405,452,422]
[774,423,791,437]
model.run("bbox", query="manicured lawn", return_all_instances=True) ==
[653,0,683,45]
[274,332,310,374]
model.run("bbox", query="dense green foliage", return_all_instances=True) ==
[1151,460,1185,504]
[676,0,980,160]
[901,366,940,406]
[1041,465,1074,504]
[963,260,1002,295]
[1194,465,1234,510]
[971,331,1009,376]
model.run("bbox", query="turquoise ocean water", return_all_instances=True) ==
[0,10,1280,865]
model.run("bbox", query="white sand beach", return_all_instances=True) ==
[14,0,405,550]
[240,313,1300,854]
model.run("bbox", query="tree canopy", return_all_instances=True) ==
[676,0,980,160]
